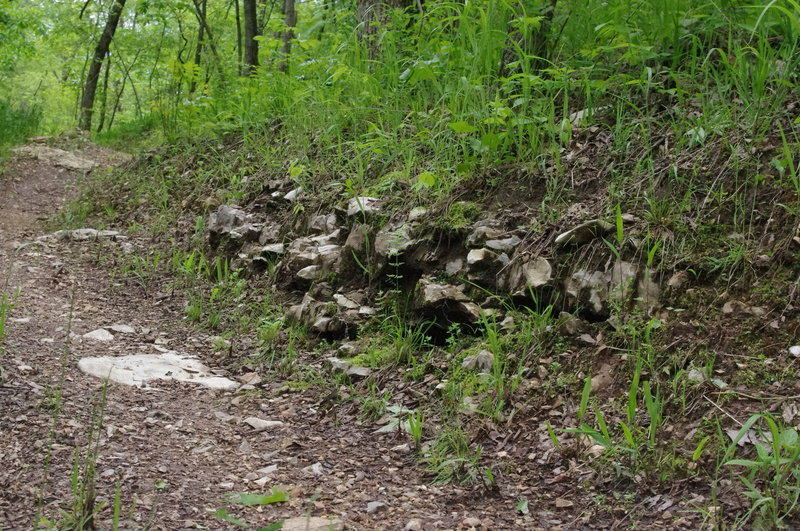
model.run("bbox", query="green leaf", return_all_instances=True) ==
[480,133,502,150]
[516,498,530,515]
[692,436,710,461]
[225,490,289,506]
[448,121,478,134]
[415,171,437,189]
[578,375,591,421]
[214,509,248,527]
[725,459,761,468]
[256,523,284,531]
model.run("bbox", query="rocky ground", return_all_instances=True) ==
[3,139,797,530]
[0,144,629,531]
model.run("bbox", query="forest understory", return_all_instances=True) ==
[2,0,800,530]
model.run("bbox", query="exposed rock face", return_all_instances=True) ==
[208,205,258,250]
[564,260,660,317]
[204,200,664,337]
[374,223,416,257]
[413,277,482,324]
[277,230,343,287]
[498,257,553,295]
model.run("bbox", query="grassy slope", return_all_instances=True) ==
[60,1,800,528]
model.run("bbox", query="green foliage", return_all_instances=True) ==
[0,98,41,157]
[724,414,800,528]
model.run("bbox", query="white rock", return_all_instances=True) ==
[297,265,322,280]
[244,417,285,432]
[367,501,387,514]
[108,324,135,334]
[77,352,238,390]
[281,517,343,531]
[485,235,521,252]
[462,350,494,373]
[333,293,359,309]
[83,328,114,342]
[790,346,800,358]
[405,519,423,531]
[687,368,706,383]
[256,464,278,476]
[347,197,381,217]
[284,187,303,202]
[302,462,325,476]
[521,257,552,289]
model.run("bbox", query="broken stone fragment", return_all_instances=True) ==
[563,268,607,315]
[333,293,360,310]
[284,187,303,202]
[608,260,638,300]
[281,517,343,531]
[347,197,381,217]
[461,350,494,373]
[327,357,351,372]
[498,256,552,294]
[416,277,470,305]
[84,328,114,342]
[467,248,497,268]
[555,219,613,246]
[521,257,552,289]
[374,223,416,257]
[408,207,427,222]
[485,235,522,253]
[258,243,285,256]
[309,213,338,233]
[297,265,322,280]
[209,205,247,237]
[243,417,285,432]
[466,224,505,247]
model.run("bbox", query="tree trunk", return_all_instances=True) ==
[96,54,112,133]
[243,0,260,75]
[190,0,206,92]
[234,0,243,75]
[79,0,127,132]
[191,0,226,82]
[278,0,296,73]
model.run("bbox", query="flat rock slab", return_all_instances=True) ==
[281,516,344,531]
[12,145,99,172]
[77,352,238,390]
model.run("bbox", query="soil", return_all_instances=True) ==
[1,143,715,530]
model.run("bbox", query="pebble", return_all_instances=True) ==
[83,328,114,342]
[404,519,423,531]
[302,462,325,477]
[367,501,387,514]
[243,417,284,432]
[790,346,800,357]
[463,516,482,527]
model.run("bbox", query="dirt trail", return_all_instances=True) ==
[0,144,570,531]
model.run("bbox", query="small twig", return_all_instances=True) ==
[704,395,742,426]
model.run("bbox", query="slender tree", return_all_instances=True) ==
[243,0,260,75]
[278,0,295,73]
[78,0,127,131]
[190,0,206,93]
